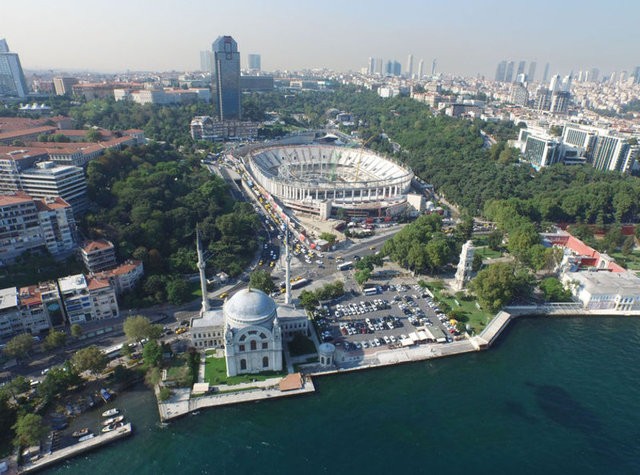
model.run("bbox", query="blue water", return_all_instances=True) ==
[48,317,640,474]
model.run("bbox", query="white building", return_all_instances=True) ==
[58,274,118,324]
[561,270,640,312]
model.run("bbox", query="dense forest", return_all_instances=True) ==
[83,144,259,306]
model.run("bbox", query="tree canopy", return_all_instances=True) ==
[71,345,108,376]
[249,270,276,294]
[123,315,162,343]
[470,262,533,312]
[12,413,49,448]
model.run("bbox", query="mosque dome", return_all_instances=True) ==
[224,288,277,328]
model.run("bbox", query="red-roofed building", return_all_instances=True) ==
[80,239,117,273]
[95,260,144,294]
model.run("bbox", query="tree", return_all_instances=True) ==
[507,223,541,266]
[71,345,108,376]
[486,230,503,251]
[299,290,319,311]
[142,340,163,368]
[165,278,191,305]
[354,268,371,286]
[318,232,337,246]
[123,315,162,344]
[43,330,67,351]
[470,262,532,312]
[249,270,276,294]
[12,413,49,448]
[455,213,474,242]
[621,235,635,256]
[3,334,34,360]
[539,277,572,302]
[472,253,483,272]
[70,324,83,338]
[85,129,103,142]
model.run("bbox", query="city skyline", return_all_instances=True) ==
[1,0,639,77]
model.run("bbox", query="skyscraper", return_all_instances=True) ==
[517,60,526,77]
[505,61,515,83]
[431,58,437,76]
[495,60,507,82]
[368,57,376,75]
[0,39,28,98]
[417,59,424,79]
[200,51,214,72]
[633,66,640,84]
[406,54,413,78]
[212,35,241,121]
[542,63,550,83]
[528,61,537,82]
[248,54,261,71]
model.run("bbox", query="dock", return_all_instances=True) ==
[158,376,315,421]
[20,423,133,473]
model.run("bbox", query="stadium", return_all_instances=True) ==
[243,143,414,219]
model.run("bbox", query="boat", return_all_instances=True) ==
[101,408,119,417]
[72,428,91,438]
[101,422,125,433]
[78,433,95,442]
[102,415,124,426]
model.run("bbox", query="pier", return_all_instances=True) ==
[157,376,315,421]
[20,423,133,473]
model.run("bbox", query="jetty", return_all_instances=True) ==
[20,423,133,473]
[158,375,315,421]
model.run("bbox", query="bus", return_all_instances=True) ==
[363,287,379,296]
[290,278,311,290]
[102,344,123,359]
[337,261,353,271]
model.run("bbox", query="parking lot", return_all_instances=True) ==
[314,283,459,354]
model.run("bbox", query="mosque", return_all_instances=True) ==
[189,231,310,377]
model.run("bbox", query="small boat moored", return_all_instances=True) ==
[101,408,119,417]
[101,421,125,433]
[72,428,91,438]
[102,415,124,426]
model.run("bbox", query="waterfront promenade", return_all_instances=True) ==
[157,376,315,421]
[20,423,133,473]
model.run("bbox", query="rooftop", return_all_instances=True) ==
[0,287,18,310]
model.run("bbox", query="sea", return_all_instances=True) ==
[47,316,640,475]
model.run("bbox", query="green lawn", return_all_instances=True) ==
[474,246,502,260]
[426,283,492,334]
[609,251,640,271]
[204,353,286,386]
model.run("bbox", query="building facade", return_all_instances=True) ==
[80,240,117,274]
[0,39,28,98]
[212,36,241,121]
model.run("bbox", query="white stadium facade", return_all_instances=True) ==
[243,143,414,219]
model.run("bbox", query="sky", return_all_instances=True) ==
[2,0,639,78]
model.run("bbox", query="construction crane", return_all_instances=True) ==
[353,134,378,182]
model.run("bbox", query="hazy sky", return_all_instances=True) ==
[2,0,639,77]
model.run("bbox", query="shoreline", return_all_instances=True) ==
[157,304,640,421]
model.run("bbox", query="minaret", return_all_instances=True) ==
[196,227,209,313]
[284,222,292,305]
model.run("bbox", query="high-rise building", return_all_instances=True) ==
[495,60,507,82]
[591,134,639,173]
[212,35,241,121]
[0,39,28,98]
[633,66,640,84]
[368,57,376,75]
[542,63,550,83]
[247,54,261,71]
[431,58,437,76]
[590,68,600,83]
[504,61,515,82]
[417,59,424,79]
[200,51,214,72]
[517,60,526,77]
[53,77,78,96]
[393,61,401,77]
[528,61,537,82]
[376,58,383,75]
[406,54,413,78]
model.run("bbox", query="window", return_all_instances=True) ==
[262,356,269,368]
[240,359,246,370]
[239,334,246,341]
[239,344,245,352]
[250,340,257,351]
[260,333,267,339]
[262,342,268,349]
